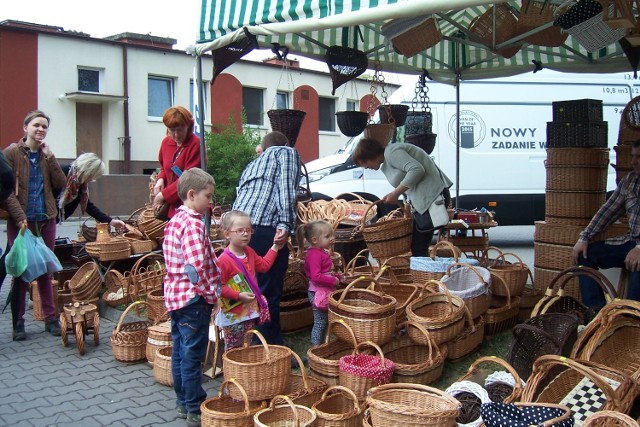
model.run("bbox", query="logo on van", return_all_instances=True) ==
[448,110,486,149]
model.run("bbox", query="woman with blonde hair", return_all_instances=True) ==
[58,152,125,229]
[152,106,204,220]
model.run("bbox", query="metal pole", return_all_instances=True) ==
[455,75,460,210]
[196,54,211,236]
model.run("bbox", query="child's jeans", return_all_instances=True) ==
[308,291,329,346]
[169,297,213,414]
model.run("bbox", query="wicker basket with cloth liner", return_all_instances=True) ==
[381,15,443,58]
[312,385,363,427]
[521,355,638,425]
[440,262,491,320]
[200,378,267,427]
[571,299,640,384]
[444,380,491,426]
[328,277,397,346]
[339,341,395,402]
[382,321,446,385]
[360,200,412,260]
[457,356,524,404]
[405,282,466,345]
[481,402,574,427]
[365,382,460,427]
[222,329,291,401]
[254,395,316,427]
[110,300,154,363]
[307,320,359,386]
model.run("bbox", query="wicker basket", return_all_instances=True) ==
[507,313,580,381]
[365,383,460,427]
[363,123,395,146]
[534,220,627,246]
[440,262,490,319]
[102,269,128,307]
[145,288,167,323]
[446,307,485,361]
[307,320,359,383]
[152,346,173,386]
[110,301,153,363]
[146,320,172,365]
[334,193,377,227]
[614,144,632,168]
[267,109,306,147]
[405,133,437,155]
[410,241,462,285]
[534,241,575,271]
[552,99,603,122]
[68,262,102,302]
[378,104,409,127]
[485,273,521,336]
[127,252,165,301]
[545,190,605,219]
[521,355,637,424]
[546,164,608,192]
[328,278,397,346]
[341,249,378,285]
[280,299,313,333]
[558,6,626,53]
[405,283,466,345]
[339,341,395,402]
[85,237,131,262]
[546,121,608,148]
[381,15,443,58]
[382,321,446,385]
[222,329,291,401]
[582,410,639,426]
[486,247,529,297]
[457,356,523,404]
[201,378,267,427]
[546,147,609,166]
[31,279,59,320]
[517,0,568,47]
[324,45,368,96]
[336,111,368,137]
[533,266,581,299]
[444,380,490,426]
[361,201,412,260]
[279,352,327,408]
[254,395,317,427]
[312,385,363,427]
[468,4,522,58]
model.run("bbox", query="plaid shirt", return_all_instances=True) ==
[580,170,640,245]
[233,146,301,233]
[163,205,220,311]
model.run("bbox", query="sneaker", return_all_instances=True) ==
[12,320,26,341]
[45,320,61,336]
[186,413,201,427]
[176,406,187,419]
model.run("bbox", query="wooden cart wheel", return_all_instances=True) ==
[75,322,85,356]
[60,313,68,347]
[93,313,100,346]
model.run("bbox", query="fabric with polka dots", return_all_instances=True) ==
[339,354,395,384]
[481,402,574,427]
[553,0,603,30]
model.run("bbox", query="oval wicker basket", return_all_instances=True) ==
[339,341,395,402]
[85,237,131,262]
[486,248,529,298]
[360,200,412,260]
[201,379,267,427]
[146,320,172,365]
[517,0,568,47]
[312,385,363,427]
[534,220,628,246]
[68,262,102,302]
[456,356,523,404]
[446,307,485,361]
[440,262,490,319]
[468,4,521,58]
[307,320,359,381]
[533,266,580,299]
[533,242,574,271]
[582,410,638,427]
[279,352,327,408]
[485,273,521,336]
[222,329,291,401]
[152,346,173,386]
[110,300,153,363]
[254,395,316,427]
[545,164,608,192]
[147,288,168,323]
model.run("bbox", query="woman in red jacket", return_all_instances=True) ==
[152,106,203,220]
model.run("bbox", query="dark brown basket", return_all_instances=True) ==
[552,99,603,122]
[378,104,409,127]
[406,133,437,154]
[324,46,368,96]
[546,121,608,148]
[267,109,306,147]
[336,111,369,137]
[507,313,580,381]
[211,29,258,83]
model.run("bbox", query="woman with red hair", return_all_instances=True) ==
[153,106,204,220]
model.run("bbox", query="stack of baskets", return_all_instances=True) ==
[280,271,313,333]
[536,98,612,302]
[67,262,102,304]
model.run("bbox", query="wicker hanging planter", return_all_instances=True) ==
[211,29,258,83]
[267,109,306,147]
[336,111,369,137]
[378,104,409,127]
[405,111,433,135]
[325,46,368,96]
[364,123,394,146]
[406,133,437,154]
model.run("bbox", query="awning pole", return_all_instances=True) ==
[455,73,460,210]
[196,54,211,237]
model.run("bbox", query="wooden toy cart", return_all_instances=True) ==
[60,302,100,355]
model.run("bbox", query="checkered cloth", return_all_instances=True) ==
[559,376,620,425]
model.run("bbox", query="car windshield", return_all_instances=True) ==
[335,136,358,154]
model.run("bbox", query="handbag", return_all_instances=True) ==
[413,194,449,232]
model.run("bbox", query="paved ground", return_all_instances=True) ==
[0,220,538,426]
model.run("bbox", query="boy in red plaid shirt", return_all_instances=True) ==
[163,167,219,427]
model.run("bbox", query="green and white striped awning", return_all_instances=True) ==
[195,0,634,83]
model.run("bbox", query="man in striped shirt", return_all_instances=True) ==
[233,131,301,344]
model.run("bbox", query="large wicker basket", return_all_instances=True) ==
[366,383,460,427]
[254,395,317,427]
[360,200,412,260]
[222,329,291,401]
[110,301,153,363]
[312,385,363,427]
[307,320,359,385]
[201,378,267,427]
[279,352,327,408]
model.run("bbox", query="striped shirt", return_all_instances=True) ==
[233,146,300,233]
[580,170,640,245]
[163,205,220,311]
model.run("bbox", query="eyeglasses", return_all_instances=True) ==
[229,228,255,235]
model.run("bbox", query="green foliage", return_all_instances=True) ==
[205,115,261,204]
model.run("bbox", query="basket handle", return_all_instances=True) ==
[268,395,300,426]
[335,192,368,203]
[318,385,360,412]
[489,248,527,270]
[416,279,444,299]
[366,382,461,407]
[242,329,272,364]
[360,199,383,229]
[461,356,523,403]
[550,266,617,301]
[218,378,251,414]
[324,319,358,347]
[554,0,576,18]
[490,272,512,306]
[291,351,310,390]
[335,276,381,305]
[461,305,476,333]
[398,320,437,359]
[352,341,388,369]
[512,322,563,351]
[114,300,150,335]
[525,355,622,408]
[445,262,489,285]
[429,240,460,261]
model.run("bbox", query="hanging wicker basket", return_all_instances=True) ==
[267,109,306,147]
[468,4,522,58]
[324,46,368,96]
[336,111,369,137]
[518,0,569,47]
[378,104,409,127]
[363,123,394,146]
[406,133,437,154]
[405,111,433,135]
[381,16,443,58]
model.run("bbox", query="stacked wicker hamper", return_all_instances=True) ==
[534,99,609,300]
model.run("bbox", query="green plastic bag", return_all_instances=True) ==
[5,228,27,278]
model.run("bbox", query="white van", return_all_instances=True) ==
[304,71,636,225]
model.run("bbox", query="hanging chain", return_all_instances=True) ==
[411,73,431,114]
[272,54,296,110]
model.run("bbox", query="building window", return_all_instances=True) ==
[148,76,174,118]
[78,68,100,92]
[346,100,358,111]
[319,97,336,132]
[276,92,289,110]
[189,80,209,119]
[243,87,264,126]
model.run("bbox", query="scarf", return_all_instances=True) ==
[222,248,267,309]
[58,163,88,214]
